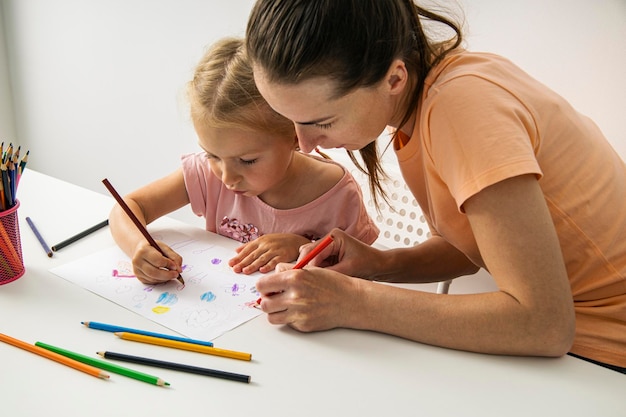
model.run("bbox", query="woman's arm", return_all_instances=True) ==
[258,174,575,357]
[304,229,478,283]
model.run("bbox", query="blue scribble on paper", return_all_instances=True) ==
[200,291,216,302]
[156,292,178,305]
[211,258,222,265]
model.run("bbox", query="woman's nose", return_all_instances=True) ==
[294,125,320,153]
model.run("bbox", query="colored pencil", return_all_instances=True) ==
[26,217,53,257]
[292,235,334,269]
[51,219,109,251]
[1,162,13,208]
[97,351,251,383]
[257,235,334,305]
[0,218,23,274]
[115,332,252,361]
[35,341,169,386]
[0,333,109,379]
[0,168,5,211]
[102,178,185,286]
[18,150,28,176]
[81,321,213,347]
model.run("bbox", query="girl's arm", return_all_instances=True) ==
[108,168,190,284]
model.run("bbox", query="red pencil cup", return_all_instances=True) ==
[0,200,25,285]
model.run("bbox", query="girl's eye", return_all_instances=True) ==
[315,122,333,130]
[240,158,258,165]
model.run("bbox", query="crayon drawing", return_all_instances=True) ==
[49,230,263,341]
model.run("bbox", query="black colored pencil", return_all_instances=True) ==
[51,219,109,251]
[97,351,251,383]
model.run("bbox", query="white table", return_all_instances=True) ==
[1,170,624,417]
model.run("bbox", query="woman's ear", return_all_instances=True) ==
[386,59,409,96]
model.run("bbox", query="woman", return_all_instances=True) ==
[246,0,626,373]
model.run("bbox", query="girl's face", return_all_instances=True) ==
[194,120,296,200]
[254,66,399,153]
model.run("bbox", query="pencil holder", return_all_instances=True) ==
[0,200,25,285]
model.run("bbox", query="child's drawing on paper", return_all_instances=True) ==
[50,230,264,341]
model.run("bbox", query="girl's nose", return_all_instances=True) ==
[220,165,240,188]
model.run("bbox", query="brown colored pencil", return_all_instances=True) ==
[102,178,184,286]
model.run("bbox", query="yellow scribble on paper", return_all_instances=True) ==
[152,306,170,314]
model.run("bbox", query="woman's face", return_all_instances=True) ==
[254,66,397,153]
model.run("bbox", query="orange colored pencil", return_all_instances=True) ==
[0,221,22,274]
[0,333,110,379]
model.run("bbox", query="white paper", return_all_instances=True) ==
[49,230,263,341]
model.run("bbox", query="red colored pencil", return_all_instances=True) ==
[256,235,334,305]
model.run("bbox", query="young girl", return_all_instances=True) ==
[108,37,379,285]
[246,0,626,373]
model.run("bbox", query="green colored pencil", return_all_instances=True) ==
[35,341,169,386]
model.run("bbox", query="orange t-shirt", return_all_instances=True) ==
[395,50,626,367]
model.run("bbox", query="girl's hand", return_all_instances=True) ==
[229,233,311,274]
[131,240,183,285]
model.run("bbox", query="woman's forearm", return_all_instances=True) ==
[371,236,479,283]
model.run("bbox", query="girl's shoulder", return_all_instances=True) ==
[297,151,346,176]
[291,152,350,201]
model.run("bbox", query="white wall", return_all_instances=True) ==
[0,2,16,143]
[0,0,624,226]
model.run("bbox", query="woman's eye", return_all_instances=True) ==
[315,123,333,130]
[240,158,258,165]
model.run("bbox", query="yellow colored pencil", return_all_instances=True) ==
[0,333,110,379]
[114,332,252,361]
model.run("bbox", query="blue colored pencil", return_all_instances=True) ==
[81,321,214,347]
[26,217,53,257]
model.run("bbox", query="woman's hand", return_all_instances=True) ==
[255,265,363,332]
[229,233,310,274]
[131,240,183,285]
[298,228,384,279]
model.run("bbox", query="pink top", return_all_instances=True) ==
[396,50,626,367]
[181,152,379,245]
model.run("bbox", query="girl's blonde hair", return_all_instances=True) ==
[188,37,295,139]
